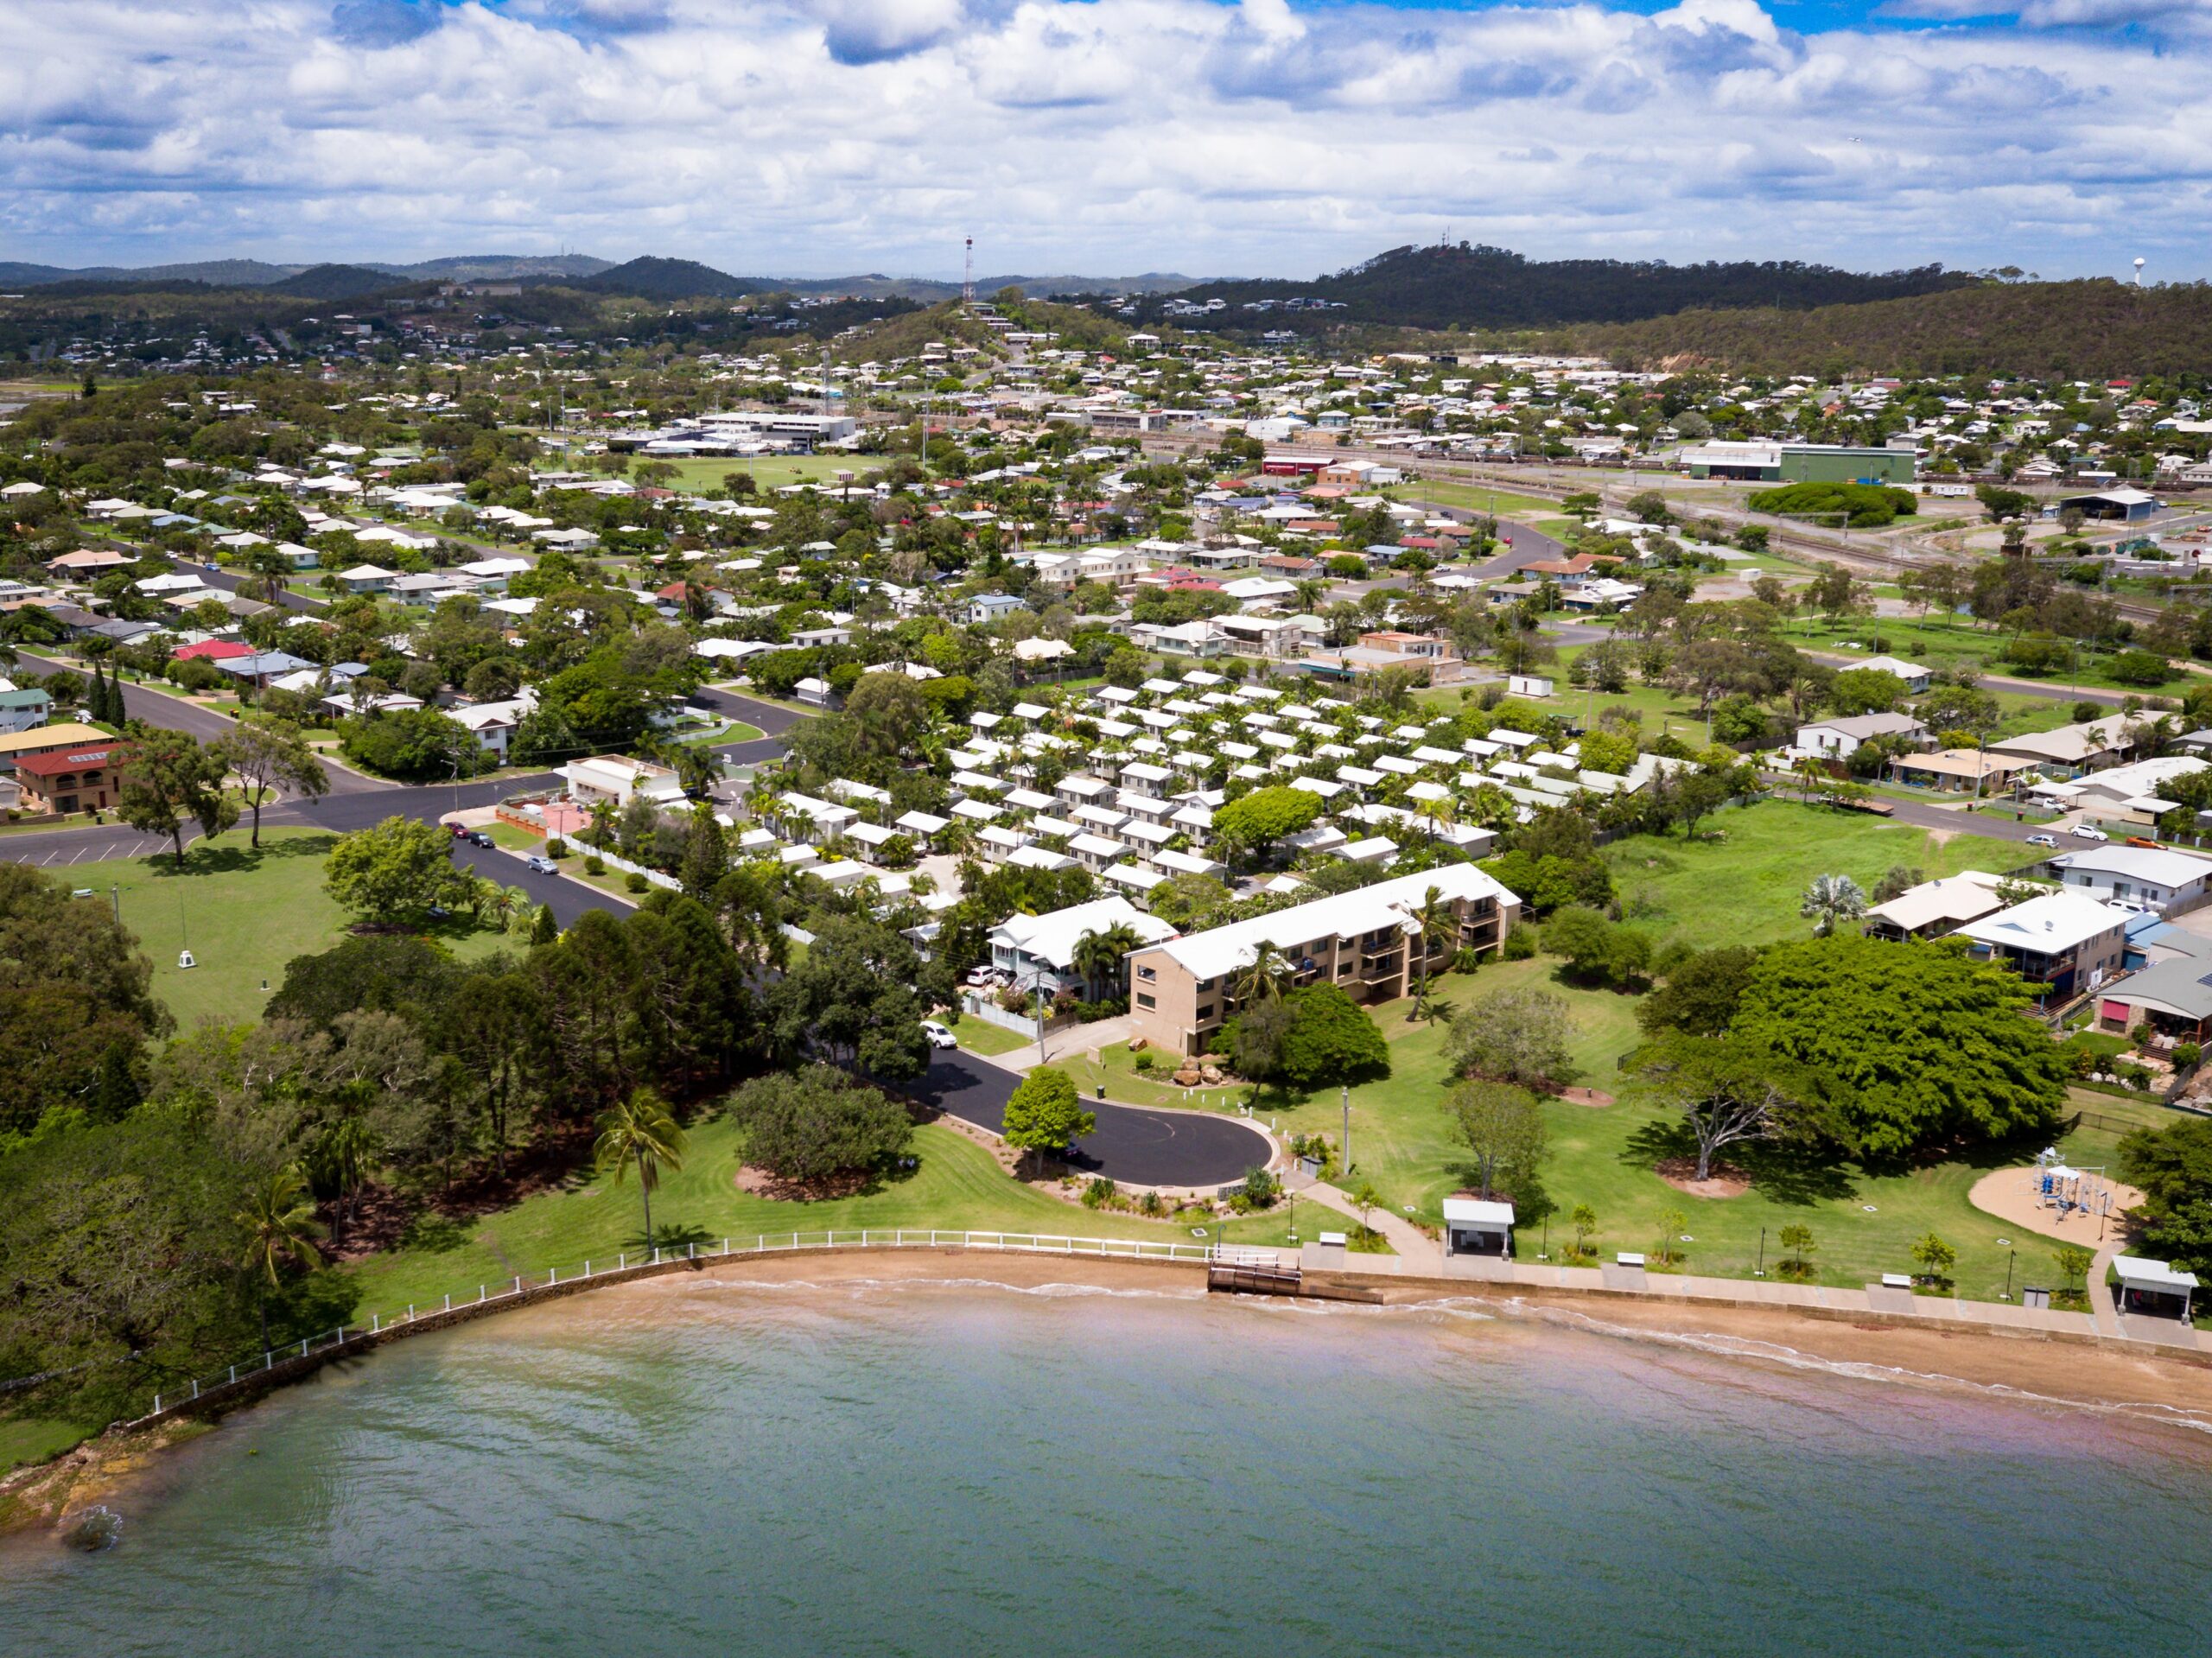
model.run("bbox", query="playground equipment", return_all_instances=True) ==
[2027,1149,2116,1225]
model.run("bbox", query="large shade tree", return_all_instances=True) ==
[1730,935,2067,1157]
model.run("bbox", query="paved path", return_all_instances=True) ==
[1287,1173,1439,1262]
[906,1048,1276,1189]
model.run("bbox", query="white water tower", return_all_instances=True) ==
[2133,257,2145,286]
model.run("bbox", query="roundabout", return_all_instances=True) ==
[907,1050,1278,1189]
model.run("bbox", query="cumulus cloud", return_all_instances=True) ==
[0,0,2204,278]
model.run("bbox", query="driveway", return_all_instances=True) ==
[906,1049,1276,1189]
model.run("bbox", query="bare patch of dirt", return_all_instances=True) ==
[1655,1157,1750,1198]
[732,1164,880,1203]
[1556,1087,1614,1109]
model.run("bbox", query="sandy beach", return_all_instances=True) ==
[16,1247,2212,1538]
[561,1252,2212,1430]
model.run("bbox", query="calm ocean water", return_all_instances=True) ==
[7,1274,2209,1657]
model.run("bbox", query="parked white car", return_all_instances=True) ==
[963,965,1002,989]
[2024,833,2057,848]
[920,1020,957,1050]
[2070,824,2111,842]
[525,854,559,873]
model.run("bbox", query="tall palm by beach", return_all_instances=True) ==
[597,1086,688,1246]
[235,1164,327,1351]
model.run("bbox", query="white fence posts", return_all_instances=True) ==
[130,1229,1214,1427]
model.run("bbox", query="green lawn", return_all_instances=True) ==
[1389,480,1562,519]
[67,830,512,1029]
[952,1018,1033,1058]
[342,1116,1232,1315]
[652,454,872,495]
[0,1415,88,1475]
[1068,950,2157,1299]
[1604,799,2039,947]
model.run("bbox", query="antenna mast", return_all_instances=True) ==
[963,236,975,306]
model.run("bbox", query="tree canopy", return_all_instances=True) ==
[1002,1067,1095,1159]
[1729,935,2066,1157]
[729,1064,913,1185]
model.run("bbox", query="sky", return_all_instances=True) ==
[2,0,2207,281]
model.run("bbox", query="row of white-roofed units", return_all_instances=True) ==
[748,672,1687,912]
[1064,673,1690,831]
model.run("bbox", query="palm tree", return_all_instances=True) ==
[1402,885,1457,1020]
[586,797,619,849]
[1293,578,1327,613]
[308,1115,377,1248]
[1231,938,1292,1011]
[1417,793,1456,849]
[596,1087,689,1246]
[671,742,720,797]
[245,546,293,605]
[1800,873,1868,937]
[1071,921,1144,1001]
[236,1164,327,1351]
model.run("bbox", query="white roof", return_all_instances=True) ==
[1950,892,2132,956]
[988,896,1177,970]
[2114,1255,2199,1292]
[2050,844,2212,889]
[1137,862,1516,982]
[1865,870,2009,932]
[1441,1197,1515,1228]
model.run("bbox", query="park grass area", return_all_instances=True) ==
[1391,480,1562,519]
[342,1116,1205,1313]
[68,829,512,1029]
[652,454,868,495]
[1065,949,2158,1299]
[679,720,765,746]
[1603,799,2038,947]
[1787,612,2192,696]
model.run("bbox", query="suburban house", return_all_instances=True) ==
[966,594,1028,626]
[1989,718,2136,776]
[332,563,399,594]
[1950,892,2132,1001]
[12,740,128,814]
[1122,863,1521,1056]
[0,721,115,774]
[0,685,54,734]
[987,896,1179,999]
[1863,871,2012,940]
[1852,655,1933,693]
[2095,953,2212,1043]
[557,754,685,810]
[1795,712,1929,759]
[445,690,539,762]
[1888,747,2034,795]
[2046,845,2212,915]
[2025,755,2209,825]
[1300,630,1469,685]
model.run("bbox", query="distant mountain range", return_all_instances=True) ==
[0,252,1197,301]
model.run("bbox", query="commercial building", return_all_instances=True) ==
[12,740,128,814]
[1680,441,1916,485]
[1123,863,1521,1056]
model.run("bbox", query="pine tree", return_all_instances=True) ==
[86,659,109,725]
[531,903,559,944]
[105,667,125,725]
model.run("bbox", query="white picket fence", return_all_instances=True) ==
[133,1229,1222,1426]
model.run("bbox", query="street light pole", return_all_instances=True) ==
[1341,1084,1351,1175]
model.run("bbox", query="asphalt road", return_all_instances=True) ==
[15,651,393,796]
[181,558,327,613]
[906,1049,1276,1187]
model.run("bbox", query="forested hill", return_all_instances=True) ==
[1166,243,1975,329]
[1570,278,2212,380]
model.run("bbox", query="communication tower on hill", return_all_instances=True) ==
[963,236,975,305]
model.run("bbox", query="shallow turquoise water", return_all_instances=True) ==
[7,1274,2209,1657]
